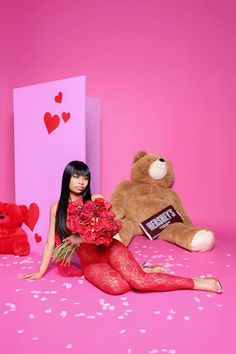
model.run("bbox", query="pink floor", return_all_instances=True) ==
[1,234,235,354]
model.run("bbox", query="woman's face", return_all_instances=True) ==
[69,173,89,194]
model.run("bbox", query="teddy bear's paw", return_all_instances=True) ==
[191,230,215,252]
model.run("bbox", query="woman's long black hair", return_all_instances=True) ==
[56,161,92,241]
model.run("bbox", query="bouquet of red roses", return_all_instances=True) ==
[52,198,121,265]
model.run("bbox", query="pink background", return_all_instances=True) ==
[0,0,236,235]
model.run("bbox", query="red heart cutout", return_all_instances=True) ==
[34,233,42,243]
[55,92,62,103]
[62,112,71,123]
[25,203,40,231]
[44,112,60,134]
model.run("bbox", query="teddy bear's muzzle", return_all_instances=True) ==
[0,215,5,219]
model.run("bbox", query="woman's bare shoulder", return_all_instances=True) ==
[92,194,105,201]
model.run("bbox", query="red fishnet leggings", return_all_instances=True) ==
[77,239,194,295]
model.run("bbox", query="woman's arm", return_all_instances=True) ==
[19,203,57,280]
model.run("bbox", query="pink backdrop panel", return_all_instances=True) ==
[86,97,100,195]
[14,76,86,251]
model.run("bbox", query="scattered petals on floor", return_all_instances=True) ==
[0,236,234,354]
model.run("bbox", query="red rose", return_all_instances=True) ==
[104,201,112,211]
[96,236,112,247]
[84,200,97,212]
[94,198,105,207]
[66,199,120,246]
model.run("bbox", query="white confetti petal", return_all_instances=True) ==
[63,283,72,289]
[197,306,204,311]
[17,329,24,334]
[118,316,125,320]
[40,297,47,302]
[194,297,201,302]
[60,310,68,318]
[139,329,146,333]
[184,316,190,320]
[29,314,35,319]
[167,315,173,320]
[153,310,161,315]
[119,329,126,334]
[169,309,175,314]
[32,337,39,341]
[31,290,41,294]
[65,344,73,349]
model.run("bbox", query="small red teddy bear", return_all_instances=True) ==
[0,202,30,256]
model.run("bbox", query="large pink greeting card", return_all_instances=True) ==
[14,76,100,251]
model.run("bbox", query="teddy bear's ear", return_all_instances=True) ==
[133,151,147,164]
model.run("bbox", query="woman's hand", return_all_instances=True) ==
[63,234,82,246]
[18,272,43,280]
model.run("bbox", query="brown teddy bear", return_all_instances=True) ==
[0,202,30,256]
[110,151,215,251]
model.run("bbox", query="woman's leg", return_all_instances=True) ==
[107,240,194,291]
[77,244,108,266]
[83,262,131,295]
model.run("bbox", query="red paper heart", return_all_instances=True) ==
[62,112,71,123]
[55,92,62,103]
[25,203,40,231]
[34,233,42,243]
[44,112,60,134]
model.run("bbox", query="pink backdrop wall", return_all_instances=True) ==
[0,0,235,235]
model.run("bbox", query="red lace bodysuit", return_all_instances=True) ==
[56,199,194,295]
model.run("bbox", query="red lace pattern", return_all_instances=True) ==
[56,198,194,294]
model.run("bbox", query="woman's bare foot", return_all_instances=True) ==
[142,262,167,273]
[193,278,223,293]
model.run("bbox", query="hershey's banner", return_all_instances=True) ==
[139,205,183,240]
